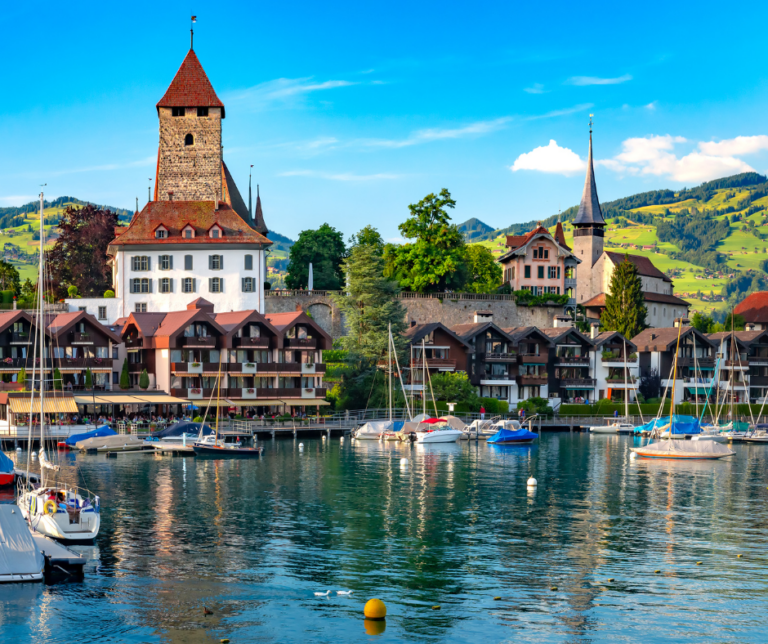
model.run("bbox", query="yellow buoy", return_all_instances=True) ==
[737,554,743,558]
[607,578,614,582]
[220,640,230,643]
[364,598,387,620]
[696,561,702,565]
[550,586,558,591]
[493,596,501,600]
[654,570,661,574]
[364,619,387,635]
[432,605,441,610]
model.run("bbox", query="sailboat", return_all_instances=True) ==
[18,192,101,542]
[589,339,637,434]
[413,339,463,444]
[632,320,734,460]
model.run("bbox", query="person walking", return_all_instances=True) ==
[480,406,486,421]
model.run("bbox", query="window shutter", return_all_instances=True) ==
[220,278,224,293]
[242,278,246,292]
[169,255,173,270]
[185,255,192,270]
[208,256,213,270]
[208,277,213,292]
[149,279,153,293]
[147,257,151,271]
[192,278,196,292]
[219,255,224,270]
[169,279,174,293]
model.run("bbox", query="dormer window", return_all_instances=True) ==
[209,224,223,239]
[155,225,168,239]
[197,107,209,117]
[182,225,195,239]
[172,107,185,117]
[184,133,194,146]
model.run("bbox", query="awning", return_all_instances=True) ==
[132,395,189,404]
[686,386,710,394]
[228,399,286,406]
[280,400,331,407]
[9,396,79,414]
[189,399,231,408]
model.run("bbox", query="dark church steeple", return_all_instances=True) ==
[573,118,605,227]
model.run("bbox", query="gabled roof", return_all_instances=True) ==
[707,329,768,348]
[107,201,270,250]
[592,331,637,351]
[0,310,33,335]
[604,252,671,282]
[502,326,555,345]
[735,291,768,323]
[499,225,577,263]
[405,323,471,349]
[631,326,716,352]
[450,322,517,345]
[573,130,605,227]
[582,291,689,308]
[122,312,168,338]
[156,49,225,116]
[214,310,282,347]
[47,311,121,343]
[539,326,594,347]
[264,311,333,349]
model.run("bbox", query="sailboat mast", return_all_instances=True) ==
[693,334,699,422]
[667,320,684,438]
[38,192,46,488]
[422,339,426,417]
[388,323,392,422]
[623,339,629,421]
[730,310,735,421]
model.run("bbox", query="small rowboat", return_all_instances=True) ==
[631,439,734,460]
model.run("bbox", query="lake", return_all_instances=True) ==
[2,433,767,643]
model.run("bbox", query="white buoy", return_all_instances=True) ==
[16,447,22,452]
[340,436,344,443]
[299,443,304,451]
[400,458,409,466]
[527,477,537,487]
[630,452,637,460]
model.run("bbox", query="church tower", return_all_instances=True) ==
[572,123,606,302]
[155,49,225,203]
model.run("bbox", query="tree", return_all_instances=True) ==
[16,278,36,308]
[691,312,716,333]
[384,189,469,292]
[724,312,746,331]
[639,368,661,401]
[67,285,79,298]
[429,372,478,405]
[464,245,502,293]
[332,226,407,362]
[46,204,118,298]
[139,369,150,390]
[0,261,20,294]
[84,368,93,389]
[17,367,26,389]
[285,223,346,290]
[348,225,384,253]
[600,255,648,338]
[53,367,63,391]
[120,359,130,390]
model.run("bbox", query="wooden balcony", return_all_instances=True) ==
[676,357,714,368]
[519,354,547,364]
[170,387,218,400]
[57,358,113,369]
[181,336,218,347]
[560,378,596,388]
[10,332,32,344]
[601,354,637,363]
[517,375,547,385]
[0,357,30,369]
[128,362,147,373]
[484,352,517,362]
[171,362,223,374]
[557,356,590,364]
[412,358,457,370]
[233,336,270,348]
[124,336,143,348]
[284,337,317,348]
[71,332,94,345]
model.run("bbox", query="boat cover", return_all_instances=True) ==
[487,428,538,443]
[151,421,214,438]
[64,425,116,447]
[0,450,13,474]
[441,415,467,430]
[0,505,44,577]
[632,439,734,458]
[633,415,702,435]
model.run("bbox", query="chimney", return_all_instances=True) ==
[673,317,689,328]
[167,191,174,202]
[590,321,599,339]
[650,333,656,341]
[554,315,573,329]
[474,310,493,323]
[746,322,757,331]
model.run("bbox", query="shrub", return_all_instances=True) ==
[67,285,79,298]
[53,367,63,390]
[17,367,26,388]
[84,368,93,389]
[139,369,149,390]
[103,290,115,298]
[193,416,203,423]
[119,359,130,390]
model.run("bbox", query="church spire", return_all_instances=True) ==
[573,116,605,227]
[253,184,268,235]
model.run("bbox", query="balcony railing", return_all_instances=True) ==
[233,336,270,348]
[560,378,596,387]
[557,356,590,364]
[601,354,637,363]
[181,336,217,347]
[675,357,715,367]
[10,332,32,344]
[124,337,143,348]
[0,357,30,369]
[520,354,547,364]
[128,362,148,373]
[724,360,749,368]
[412,358,457,369]
[71,332,94,344]
[57,358,113,369]
[285,337,317,348]
[485,352,517,361]
[481,374,514,381]
[171,362,223,373]
[518,375,548,385]
[170,387,217,399]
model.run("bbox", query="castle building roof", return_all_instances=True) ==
[604,251,672,282]
[156,49,225,116]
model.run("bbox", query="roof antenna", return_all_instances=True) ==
[190,15,196,49]
[589,113,593,134]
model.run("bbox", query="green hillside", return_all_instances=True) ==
[464,172,768,315]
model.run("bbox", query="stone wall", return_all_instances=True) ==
[264,291,563,339]
[156,107,222,202]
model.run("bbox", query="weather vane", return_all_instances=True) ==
[190,15,197,49]
[589,113,594,133]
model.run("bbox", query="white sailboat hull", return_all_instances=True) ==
[415,429,463,443]
[589,425,619,434]
[19,488,100,542]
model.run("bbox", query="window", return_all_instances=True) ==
[155,228,167,239]
[172,107,185,117]
[182,278,196,293]
[537,266,544,279]
[159,255,173,270]
[244,254,253,270]
[184,255,193,270]
[130,278,151,293]
[548,266,559,279]
[132,256,150,271]
[197,107,209,117]
[524,265,531,279]
[184,133,194,146]
[533,248,538,259]
[242,277,254,293]
[209,277,222,293]
[160,278,173,293]
[209,255,223,270]
[211,229,219,239]
[183,226,194,239]
[543,248,549,259]
[209,225,222,239]
[98,306,107,320]
[78,306,87,312]
[135,303,147,313]
[511,266,515,279]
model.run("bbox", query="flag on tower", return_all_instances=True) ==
[191,16,197,22]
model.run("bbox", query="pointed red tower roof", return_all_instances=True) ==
[554,221,570,250]
[157,49,225,116]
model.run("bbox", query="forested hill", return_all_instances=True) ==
[462,172,768,315]
[0,196,133,226]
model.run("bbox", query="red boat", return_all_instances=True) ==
[0,471,15,487]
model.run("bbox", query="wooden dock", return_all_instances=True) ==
[29,531,86,578]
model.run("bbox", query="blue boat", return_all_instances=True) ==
[64,426,117,447]
[487,427,538,444]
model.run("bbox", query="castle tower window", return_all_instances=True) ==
[172,107,185,117]
[209,224,223,239]
[197,107,209,117]
[155,225,168,239]
[182,225,195,239]
[184,133,194,146]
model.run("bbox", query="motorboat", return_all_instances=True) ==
[589,421,634,434]
[691,430,728,443]
[463,418,500,440]
[414,419,463,443]
[0,450,15,487]
[487,423,537,444]
[77,434,147,453]
[19,480,101,542]
[63,426,116,450]
[192,442,263,457]
[354,421,391,440]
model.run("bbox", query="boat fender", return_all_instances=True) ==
[43,500,57,516]
[527,477,537,487]
[400,458,409,466]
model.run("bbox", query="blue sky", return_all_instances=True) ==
[3,1,768,242]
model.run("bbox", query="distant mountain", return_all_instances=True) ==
[457,217,495,242]
[266,230,294,253]
[0,196,133,222]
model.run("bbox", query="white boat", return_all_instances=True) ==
[19,482,101,542]
[691,428,728,443]
[355,421,392,440]
[589,422,634,434]
[743,429,768,444]
[415,427,464,443]
[632,439,734,460]
[0,505,44,583]
[78,434,147,452]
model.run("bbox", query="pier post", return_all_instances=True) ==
[271,430,275,440]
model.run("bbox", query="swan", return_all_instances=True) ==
[314,590,331,597]
[336,590,353,596]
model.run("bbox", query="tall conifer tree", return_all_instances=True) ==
[601,255,647,338]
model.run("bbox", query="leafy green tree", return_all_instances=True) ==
[67,285,79,298]
[17,279,36,308]
[0,261,21,294]
[464,245,502,293]
[348,225,384,253]
[84,368,93,389]
[429,372,478,405]
[384,189,468,292]
[17,367,26,389]
[333,226,407,362]
[724,312,746,331]
[285,223,346,290]
[120,359,130,390]
[601,255,648,338]
[53,367,63,391]
[691,312,716,333]
[139,369,149,390]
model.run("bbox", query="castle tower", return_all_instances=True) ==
[155,49,225,203]
[572,124,606,302]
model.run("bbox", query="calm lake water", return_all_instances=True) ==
[2,433,768,643]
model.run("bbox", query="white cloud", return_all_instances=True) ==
[0,195,36,205]
[227,77,357,107]
[278,170,399,181]
[698,135,768,157]
[645,101,658,110]
[567,74,633,86]
[511,140,586,175]
[363,117,511,148]
[526,103,593,120]
[524,83,547,94]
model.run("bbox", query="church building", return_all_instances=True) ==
[572,128,689,328]
[69,44,271,323]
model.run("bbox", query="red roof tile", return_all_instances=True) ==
[157,49,225,116]
[735,291,768,323]
[582,291,690,308]
[604,251,671,282]
[554,221,570,250]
